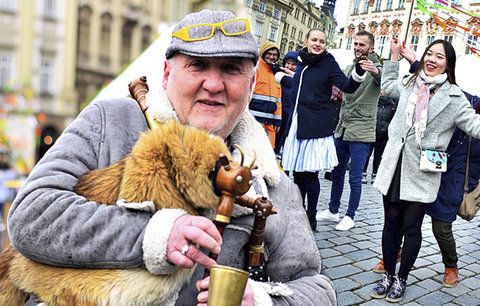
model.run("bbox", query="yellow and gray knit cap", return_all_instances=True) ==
[165,10,259,64]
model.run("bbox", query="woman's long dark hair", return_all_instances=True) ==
[406,39,457,87]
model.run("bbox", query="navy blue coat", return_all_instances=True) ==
[283,50,362,139]
[427,94,480,223]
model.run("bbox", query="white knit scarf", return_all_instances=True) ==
[405,70,448,144]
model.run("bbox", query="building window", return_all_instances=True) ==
[43,0,56,19]
[375,0,382,11]
[444,35,453,43]
[284,23,289,36]
[245,0,253,7]
[0,0,17,12]
[301,13,306,23]
[466,35,478,54]
[121,21,135,66]
[269,25,278,41]
[363,0,369,13]
[78,6,92,60]
[426,35,435,45]
[308,18,312,28]
[398,0,405,8]
[259,1,266,13]
[273,7,280,19]
[254,21,263,36]
[40,56,54,96]
[294,8,299,19]
[378,35,387,56]
[291,27,296,39]
[410,35,419,51]
[0,52,14,90]
[353,0,360,14]
[346,37,353,50]
[99,13,111,65]
[386,0,393,9]
[298,31,303,41]
[141,25,152,51]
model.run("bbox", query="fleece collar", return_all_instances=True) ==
[144,89,282,217]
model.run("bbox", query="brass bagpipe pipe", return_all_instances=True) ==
[128,76,276,282]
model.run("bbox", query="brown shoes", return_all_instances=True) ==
[373,249,402,274]
[442,267,458,288]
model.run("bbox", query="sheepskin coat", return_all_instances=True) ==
[8,90,336,305]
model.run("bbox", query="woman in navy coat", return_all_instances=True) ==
[276,28,366,231]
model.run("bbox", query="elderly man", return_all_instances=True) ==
[8,10,335,305]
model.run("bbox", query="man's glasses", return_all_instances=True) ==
[172,18,250,42]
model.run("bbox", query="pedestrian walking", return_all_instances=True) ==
[276,28,366,231]
[371,38,480,303]
[317,30,383,231]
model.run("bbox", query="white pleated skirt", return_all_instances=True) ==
[282,111,338,172]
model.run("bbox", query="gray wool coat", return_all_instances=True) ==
[8,98,336,305]
[373,61,480,203]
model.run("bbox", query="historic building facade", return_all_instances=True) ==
[245,0,337,57]
[341,0,480,59]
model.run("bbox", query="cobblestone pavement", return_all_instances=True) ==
[313,174,480,306]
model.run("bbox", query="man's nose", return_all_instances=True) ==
[202,69,225,93]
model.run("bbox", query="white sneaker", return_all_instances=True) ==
[335,216,355,231]
[316,209,339,222]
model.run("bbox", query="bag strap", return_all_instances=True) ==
[464,135,472,193]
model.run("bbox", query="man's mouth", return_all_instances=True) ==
[198,100,224,106]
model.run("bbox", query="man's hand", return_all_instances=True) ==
[358,59,380,76]
[196,277,254,306]
[166,215,222,269]
[280,66,295,76]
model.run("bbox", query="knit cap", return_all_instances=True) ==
[165,10,258,64]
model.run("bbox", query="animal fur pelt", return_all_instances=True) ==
[0,120,232,305]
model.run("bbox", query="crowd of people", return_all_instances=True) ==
[4,8,480,305]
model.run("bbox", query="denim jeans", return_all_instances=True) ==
[328,137,371,219]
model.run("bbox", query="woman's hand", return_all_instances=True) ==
[390,38,402,61]
[196,277,254,306]
[280,66,295,77]
[400,41,416,65]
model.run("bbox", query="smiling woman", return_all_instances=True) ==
[371,38,480,303]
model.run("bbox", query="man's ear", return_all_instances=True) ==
[163,61,170,90]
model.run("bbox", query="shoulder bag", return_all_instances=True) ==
[457,136,480,221]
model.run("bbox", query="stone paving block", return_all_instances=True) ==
[332,277,361,293]
[329,236,357,245]
[469,250,480,260]
[315,231,338,240]
[344,249,377,261]
[352,283,376,300]
[413,258,432,269]
[362,299,393,306]
[351,234,372,241]
[401,284,430,303]
[324,265,362,280]
[465,263,480,274]
[323,255,353,268]
[416,291,455,305]
[334,244,359,253]
[350,270,383,285]
[349,226,370,235]
[441,283,474,297]
[365,231,383,239]
[452,294,480,306]
[402,302,422,306]
[353,257,382,272]
[428,262,446,273]
[410,267,439,280]
[471,288,480,298]
[337,291,364,306]
[352,240,378,250]
[459,268,476,278]
[457,236,480,245]
[461,276,480,290]
[316,239,335,249]
[423,254,443,264]
[416,278,443,290]
[458,255,477,265]
[319,248,341,258]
